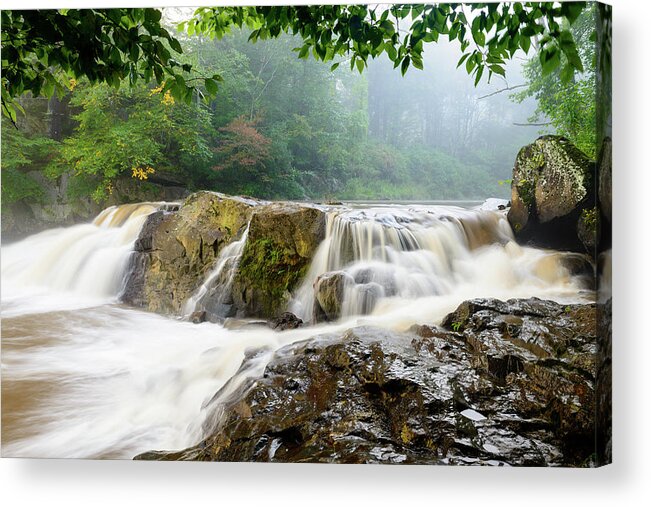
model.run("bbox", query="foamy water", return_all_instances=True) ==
[1,200,594,459]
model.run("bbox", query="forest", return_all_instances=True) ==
[2,4,596,218]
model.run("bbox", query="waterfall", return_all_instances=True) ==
[1,199,595,459]
[290,205,590,322]
[1,203,160,301]
[182,223,251,320]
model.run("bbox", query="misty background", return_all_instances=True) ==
[3,7,549,215]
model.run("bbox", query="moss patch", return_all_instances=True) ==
[580,207,599,235]
[238,237,310,316]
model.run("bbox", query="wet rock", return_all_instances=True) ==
[122,192,327,320]
[313,271,354,322]
[596,297,612,465]
[189,311,207,324]
[269,312,303,331]
[508,136,596,253]
[230,203,326,318]
[122,191,256,315]
[137,297,598,466]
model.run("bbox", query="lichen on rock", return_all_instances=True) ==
[508,136,596,253]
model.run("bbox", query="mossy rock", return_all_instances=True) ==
[123,191,257,315]
[231,203,326,318]
[507,136,596,253]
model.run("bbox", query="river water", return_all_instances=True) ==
[1,200,593,459]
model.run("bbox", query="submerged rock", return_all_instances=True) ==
[189,311,207,324]
[136,297,598,466]
[269,312,303,331]
[313,271,354,322]
[508,136,596,253]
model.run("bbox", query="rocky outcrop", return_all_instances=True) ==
[122,192,326,319]
[597,137,612,225]
[508,136,596,254]
[136,297,598,466]
[230,203,326,318]
[122,191,257,314]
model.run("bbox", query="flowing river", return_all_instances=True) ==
[1,200,593,459]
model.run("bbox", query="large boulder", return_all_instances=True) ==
[508,136,596,253]
[123,193,327,319]
[122,191,256,314]
[230,203,326,318]
[136,297,599,466]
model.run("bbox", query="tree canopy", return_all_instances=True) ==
[2,3,588,122]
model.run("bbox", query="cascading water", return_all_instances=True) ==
[1,200,594,459]
[1,203,160,303]
[290,205,590,323]
[182,223,251,320]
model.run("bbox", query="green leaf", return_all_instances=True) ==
[130,44,140,62]
[540,47,561,75]
[489,64,505,77]
[474,65,484,86]
[330,62,340,71]
[472,29,485,47]
[204,78,219,95]
[385,43,398,61]
[465,54,476,74]
[298,44,309,59]
[560,63,574,83]
[168,37,183,54]
[457,53,470,68]
[400,56,410,76]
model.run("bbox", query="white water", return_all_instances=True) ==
[182,223,250,319]
[1,201,593,459]
[290,205,589,323]
[1,203,158,301]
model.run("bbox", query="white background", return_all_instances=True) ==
[2,0,650,504]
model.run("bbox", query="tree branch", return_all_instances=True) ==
[477,84,527,100]
[513,121,552,126]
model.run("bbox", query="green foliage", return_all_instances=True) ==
[1,9,221,122]
[47,80,213,201]
[2,3,591,129]
[1,117,58,208]
[4,4,587,208]
[513,5,597,158]
[185,3,587,85]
